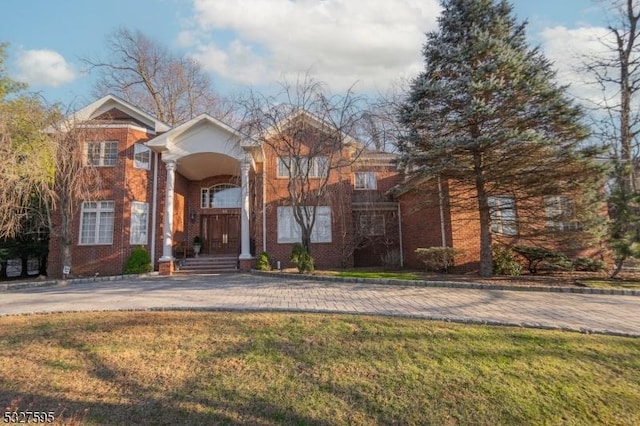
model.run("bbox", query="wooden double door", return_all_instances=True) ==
[200,213,240,255]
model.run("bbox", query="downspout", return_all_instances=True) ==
[262,166,267,253]
[437,174,447,247]
[397,203,404,268]
[150,150,159,265]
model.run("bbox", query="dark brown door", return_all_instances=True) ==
[202,214,240,254]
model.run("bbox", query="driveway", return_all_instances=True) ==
[1,273,639,337]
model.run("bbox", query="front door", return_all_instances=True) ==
[201,214,240,254]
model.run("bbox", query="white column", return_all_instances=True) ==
[239,156,252,259]
[159,160,176,261]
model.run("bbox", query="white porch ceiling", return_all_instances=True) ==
[177,153,240,181]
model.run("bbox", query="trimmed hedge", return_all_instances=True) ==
[415,247,457,273]
[123,246,153,274]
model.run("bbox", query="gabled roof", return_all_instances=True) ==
[258,109,361,147]
[146,113,254,150]
[66,95,171,133]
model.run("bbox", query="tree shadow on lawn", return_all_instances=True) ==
[2,312,639,425]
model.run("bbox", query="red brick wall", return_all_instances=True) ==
[260,131,357,269]
[48,126,153,278]
[398,186,452,269]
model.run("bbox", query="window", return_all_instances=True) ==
[277,206,332,243]
[488,196,517,236]
[354,172,377,190]
[130,201,149,245]
[86,141,118,166]
[545,195,580,231]
[359,214,385,236]
[133,144,150,169]
[79,201,115,245]
[201,184,241,208]
[277,156,329,178]
[277,157,290,178]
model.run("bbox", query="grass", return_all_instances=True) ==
[332,270,422,280]
[0,312,639,425]
[576,279,640,290]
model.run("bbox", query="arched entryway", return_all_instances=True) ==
[145,114,262,273]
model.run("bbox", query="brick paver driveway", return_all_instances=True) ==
[1,274,638,336]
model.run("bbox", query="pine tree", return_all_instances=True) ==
[399,0,604,276]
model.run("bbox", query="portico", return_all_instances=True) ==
[146,114,262,273]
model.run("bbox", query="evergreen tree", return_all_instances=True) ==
[399,0,604,276]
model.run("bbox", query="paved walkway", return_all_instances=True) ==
[1,273,639,337]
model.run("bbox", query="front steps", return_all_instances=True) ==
[174,255,238,274]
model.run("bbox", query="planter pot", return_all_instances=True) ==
[193,244,201,257]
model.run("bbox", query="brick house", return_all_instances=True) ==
[46,95,605,278]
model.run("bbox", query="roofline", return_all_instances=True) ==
[66,94,171,133]
[258,109,361,147]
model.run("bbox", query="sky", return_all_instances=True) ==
[0,0,614,110]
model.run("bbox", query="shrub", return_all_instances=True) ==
[255,251,272,271]
[573,257,605,272]
[492,246,522,276]
[290,243,314,274]
[415,247,456,273]
[513,245,568,274]
[124,246,153,274]
[381,249,402,270]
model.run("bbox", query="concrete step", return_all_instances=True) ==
[176,256,238,274]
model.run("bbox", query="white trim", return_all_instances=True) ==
[65,95,170,133]
[85,141,118,167]
[133,143,151,170]
[277,206,332,244]
[488,196,518,236]
[150,151,159,263]
[130,201,149,245]
[79,201,115,245]
[262,166,267,253]
[354,171,377,190]
[75,123,158,134]
[397,203,403,268]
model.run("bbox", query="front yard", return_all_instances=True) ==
[1,311,638,425]
[314,268,640,290]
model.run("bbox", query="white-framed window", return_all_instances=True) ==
[133,144,150,170]
[277,157,291,178]
[277,206,332,243]
[130,201,149,245]
[488,196,517,236]
[86,141,118,166]
[79,201,115,245]
[201,184,241,208]
[545,195,580,231]
[354,172,377,190]
[359,214,385,236]
[277,156,329,178]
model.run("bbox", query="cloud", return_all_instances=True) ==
[538,25,614,105]
[185,0,441,92]
[15,49,77,87]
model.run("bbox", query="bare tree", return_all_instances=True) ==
[84,28,233,126]
[238,75,365,255]
[581,0,640,276]
[46,117,101,277]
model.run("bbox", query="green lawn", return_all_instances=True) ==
[1,312,638,425]
[334,270,422,280]
[577,279,640,290]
